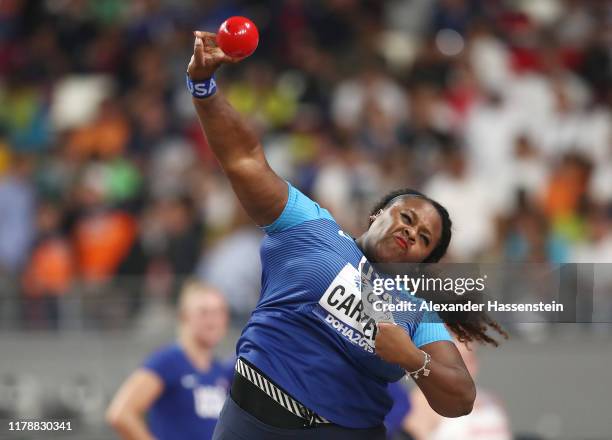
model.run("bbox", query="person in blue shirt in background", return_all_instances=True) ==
[385,382,411,439]
[106,280,233,440]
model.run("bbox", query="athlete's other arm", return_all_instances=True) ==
[376,323,475,418]
[187,32,287,226]
[105,370,163,440]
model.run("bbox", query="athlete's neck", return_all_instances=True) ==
[355,234,374,262]
[179,333,213,371]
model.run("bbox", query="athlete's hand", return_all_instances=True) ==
[187,31,242,80]
[375,322,423,369]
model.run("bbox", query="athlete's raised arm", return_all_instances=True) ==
[187,31,287,226]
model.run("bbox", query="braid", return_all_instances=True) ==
[415,282,508,347]
[446,318,509,347]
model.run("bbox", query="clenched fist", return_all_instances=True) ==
[375,322,423,369]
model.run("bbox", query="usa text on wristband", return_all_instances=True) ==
[186,74,217,99]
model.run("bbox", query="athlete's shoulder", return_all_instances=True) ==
[142,343,183,378]
[148,342,182,359]
[262,181,336,234]
[412,311,453,348]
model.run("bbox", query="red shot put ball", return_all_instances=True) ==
[216,16,259,58]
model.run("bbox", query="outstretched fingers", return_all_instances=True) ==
[193,35,206,65]
[194,31,217,49]
[194,30,215,39]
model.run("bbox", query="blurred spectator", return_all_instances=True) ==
[467,21,511,94]
[197,206,263,319]
[424,147,499,260]
[66,98,130,159]
[312,143,383,234]
[21,201,74,329]
[115,193,204,317]
[431,0,483,35]
[72,172,137,283]
[396,84,455,185]
[0,76,51,151]
[571,204,612,264]
[504,135,549,204]
[332,65,406,140]
[501,202,550,263]
[542,153,592,220]
[536,75,604,162]
[154,196,203,294]
[227,63,299,132]
[0,155,35,273]
[464,91,520,182]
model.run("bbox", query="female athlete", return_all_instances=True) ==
[186,31,504,440]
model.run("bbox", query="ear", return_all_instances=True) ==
[369,209,383,222]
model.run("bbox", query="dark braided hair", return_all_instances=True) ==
[369,189,508,346]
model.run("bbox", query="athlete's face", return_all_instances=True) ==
[181,291,229,348]
[362,197,443,263]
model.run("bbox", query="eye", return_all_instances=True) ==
[401,213,412,225]
[421,235,430,246]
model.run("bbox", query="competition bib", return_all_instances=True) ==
[312,257,395,353]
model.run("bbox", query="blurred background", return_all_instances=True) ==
[0,0,611,438]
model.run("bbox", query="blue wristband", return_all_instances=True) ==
[186,73,217,99]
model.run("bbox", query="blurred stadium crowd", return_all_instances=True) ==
[0,0,611,330]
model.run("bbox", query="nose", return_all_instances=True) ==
[403,226,416,244]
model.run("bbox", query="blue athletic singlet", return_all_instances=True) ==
[236,182,451,428]
[143,344,234,439]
